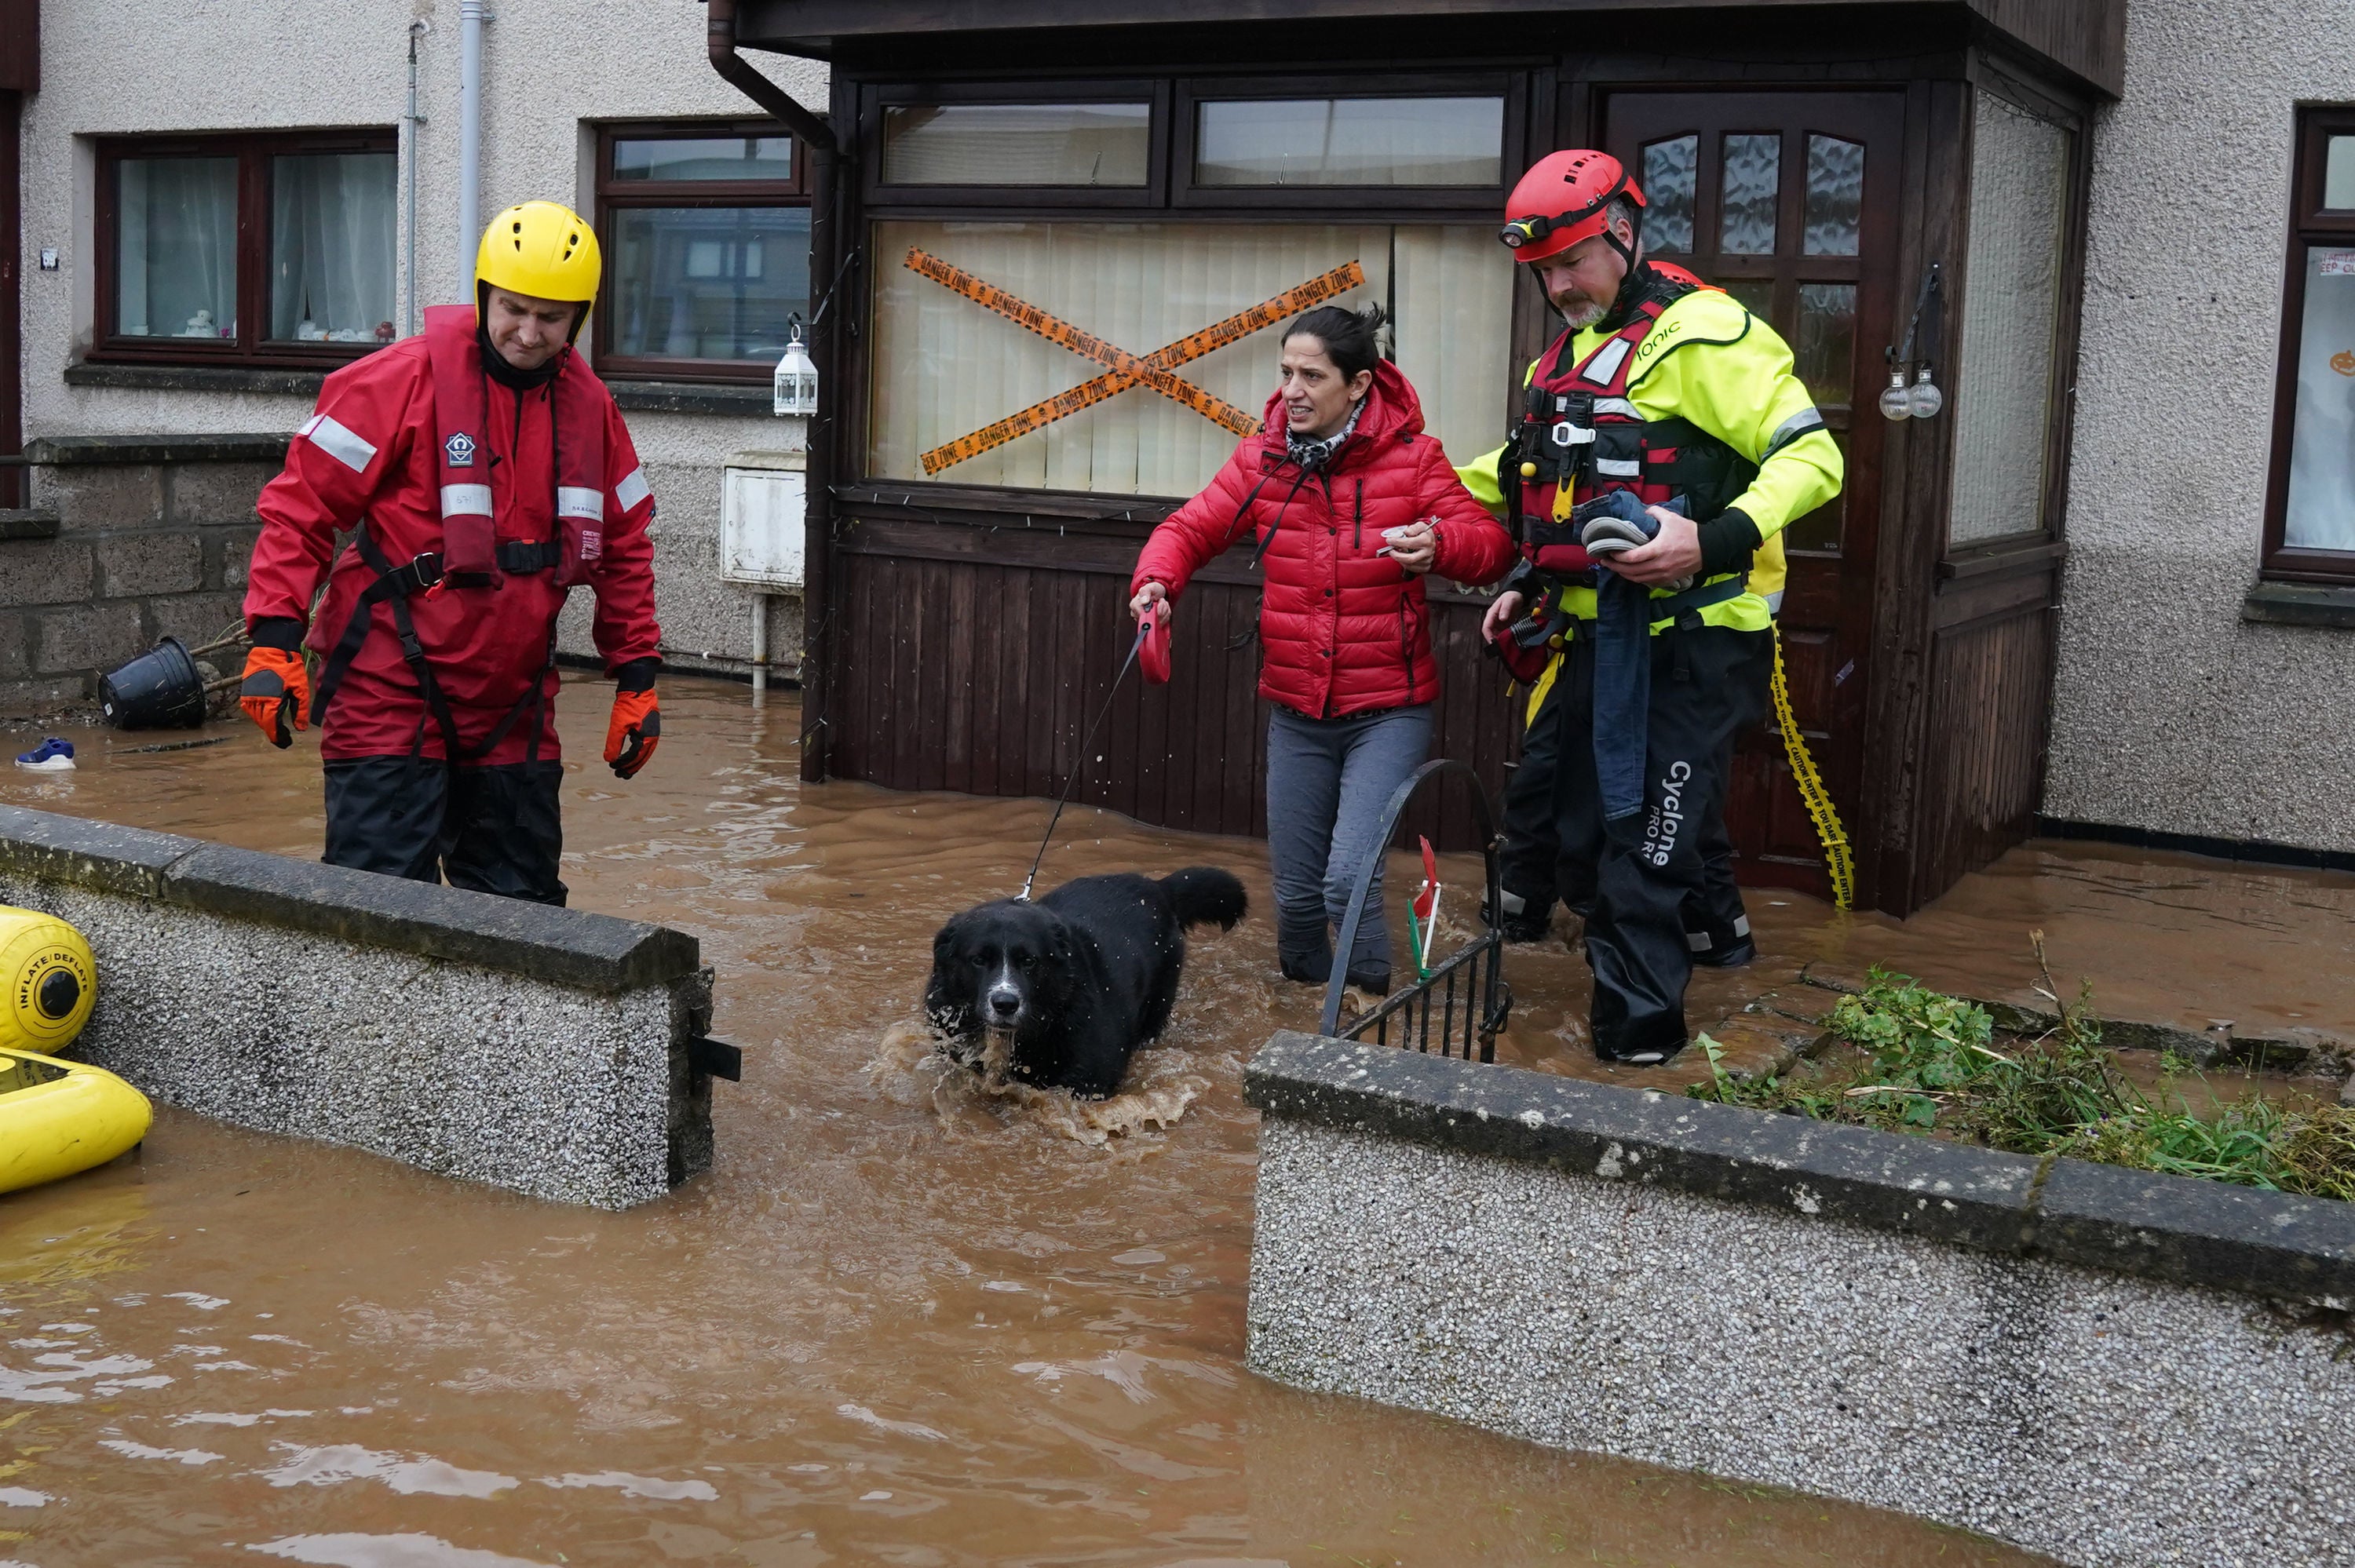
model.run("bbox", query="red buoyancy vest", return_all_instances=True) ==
[423,304,606,587]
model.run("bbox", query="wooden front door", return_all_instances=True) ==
[1601,90,1905,902]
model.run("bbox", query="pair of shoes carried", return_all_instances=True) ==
[14,738,75,772]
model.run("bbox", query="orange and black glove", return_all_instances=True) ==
[239,622,310,749]
[604,660,661,779]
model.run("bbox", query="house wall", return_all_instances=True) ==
[9,0,825,694]
[2046,0,2355,850]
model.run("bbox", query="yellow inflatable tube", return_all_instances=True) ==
[0,1048,149,1195]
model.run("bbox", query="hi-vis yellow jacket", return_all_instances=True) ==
[1457,287,1843,636]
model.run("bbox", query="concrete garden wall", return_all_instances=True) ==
[1246,1031,2355,1568]
[0,804,721,1209]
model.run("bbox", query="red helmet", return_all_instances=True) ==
[1500,150,1645,264]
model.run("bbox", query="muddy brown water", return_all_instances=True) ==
[34,671,2339,1565]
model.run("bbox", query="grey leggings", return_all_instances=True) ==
[1265,702,1435,984]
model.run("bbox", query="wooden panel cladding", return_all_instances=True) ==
[1908,601,2056,907]
[0,2,34,93]
[828,520,1517,852]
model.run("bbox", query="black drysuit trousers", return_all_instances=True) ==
[1499,657,1752,955]
[323,757,569,906]
[1543,625,1770,1059]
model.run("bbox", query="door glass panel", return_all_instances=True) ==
[1721,278,1773,320]
[1718,133,1780,254]
[1795,283,1857,406]
[1785,453,1846,552]
[882,104,1152,186]
[1948,94,2071,545]
[2326,136,2355,209]
[1802,135,1864,256]
[115,155,238,339]
[1196,97,1503,186]
[1641,135,1698,253]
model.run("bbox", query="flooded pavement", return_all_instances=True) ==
[0,671,2252,1567]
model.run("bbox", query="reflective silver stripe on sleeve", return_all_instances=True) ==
[1763,589,1785,613]
[1762,407,1827,460]
[614,466,651,512]
[1593,396,1641,418]
[1579,337,1633,385]
[1594,458,1642,478]
[440,484,493,517]
[1733,914,1751,937]
[557,486,604,520]
[300,413,378,475]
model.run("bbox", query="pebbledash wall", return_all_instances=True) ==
[0,804,721,1209]
[6,0,823,703]
[1247,1033,2355,1568]
[2046,0,2355,852]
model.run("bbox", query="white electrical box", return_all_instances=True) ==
[721,462,806,589]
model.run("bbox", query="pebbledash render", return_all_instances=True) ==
[2,0,821,706]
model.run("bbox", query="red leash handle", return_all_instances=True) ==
[1138,606,1172,684]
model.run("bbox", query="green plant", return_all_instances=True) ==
[1688,934,2355,1202]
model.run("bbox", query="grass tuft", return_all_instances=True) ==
[1690,933,2355,1202]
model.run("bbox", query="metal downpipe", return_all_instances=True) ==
[458,0,487,287]
[706,0,842,783]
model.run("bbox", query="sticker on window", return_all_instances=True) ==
[2318,250,2355,275]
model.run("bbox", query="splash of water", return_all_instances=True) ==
[870,1019,1207,1147]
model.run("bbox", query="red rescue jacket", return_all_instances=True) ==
[1130,362,1512,719]
[243,320,659,764]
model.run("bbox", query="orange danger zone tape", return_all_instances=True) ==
[908,250,1366,475]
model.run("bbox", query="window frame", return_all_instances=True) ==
[854,72,1531,502]
[90,128,398,370]
[592,119,812,385]
[2261,106,2355,583]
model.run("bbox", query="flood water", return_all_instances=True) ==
[16,670,2295,1567]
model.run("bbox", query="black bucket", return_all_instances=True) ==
[100,636,208,729]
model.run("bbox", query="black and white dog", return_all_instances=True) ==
[924,867,1247,1099]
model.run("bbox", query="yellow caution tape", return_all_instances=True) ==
[1769,624,1853,910]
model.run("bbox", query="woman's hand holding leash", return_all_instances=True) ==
[1130,580,1170,627]
[1378,520,1439,574]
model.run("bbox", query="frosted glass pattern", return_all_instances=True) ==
[1947,94,2070,545]
[870,221,1511,497]
[1196,98,1502,186]
[883,105,1151,186]
[2283,248,2355,550]
[1719,133,1780,254]
[1795,283,1857,406]
[1803,135,1864,256]
[1642,136,1698,253]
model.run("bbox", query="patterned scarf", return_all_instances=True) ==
[1285,397,1366,473]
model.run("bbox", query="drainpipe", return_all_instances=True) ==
[403,20,429,332]
[707,0,842,784]
[458,0,489,290]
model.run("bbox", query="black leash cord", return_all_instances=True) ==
[1017,619,1151,903]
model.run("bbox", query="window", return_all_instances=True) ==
[96,132,396,366]
[593,123,812,382]
[2264,109,2355,579]
[1946,92,2072,548]
[863,80,1519,501]
[883,104,1152,186]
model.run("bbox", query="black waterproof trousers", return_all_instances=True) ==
[323,757,569,906]
[1549,625,1770,1059]
[1502,660,1754,960]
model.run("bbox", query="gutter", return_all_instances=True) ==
[706,0,844,785]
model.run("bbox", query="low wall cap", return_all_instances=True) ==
[1245,1030,2355,1307]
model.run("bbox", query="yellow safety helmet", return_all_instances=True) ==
[475,201,602,340]
[0,906,96,1055]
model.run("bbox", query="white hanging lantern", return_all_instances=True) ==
[772,319,817,418]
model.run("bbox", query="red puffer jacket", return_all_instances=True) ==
[1130,361,1513,720]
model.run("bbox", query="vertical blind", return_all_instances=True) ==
[869,221,1511,498]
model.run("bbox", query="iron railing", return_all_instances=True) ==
[1318,758,1512,1063]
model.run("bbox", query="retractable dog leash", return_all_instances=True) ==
[1014,614,1165,902]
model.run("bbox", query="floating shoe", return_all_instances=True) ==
[13,738,75,772]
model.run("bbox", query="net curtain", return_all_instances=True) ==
[270,152,397,342]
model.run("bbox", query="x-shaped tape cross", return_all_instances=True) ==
[905,248,1367,475]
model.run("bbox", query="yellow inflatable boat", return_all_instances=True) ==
[1,1047,150,1194]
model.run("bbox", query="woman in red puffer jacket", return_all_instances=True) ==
[1128,304,1513,993]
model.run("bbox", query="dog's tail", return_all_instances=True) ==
[1162,866,1247,932]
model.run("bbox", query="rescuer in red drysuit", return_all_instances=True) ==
[238,202,661,906]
